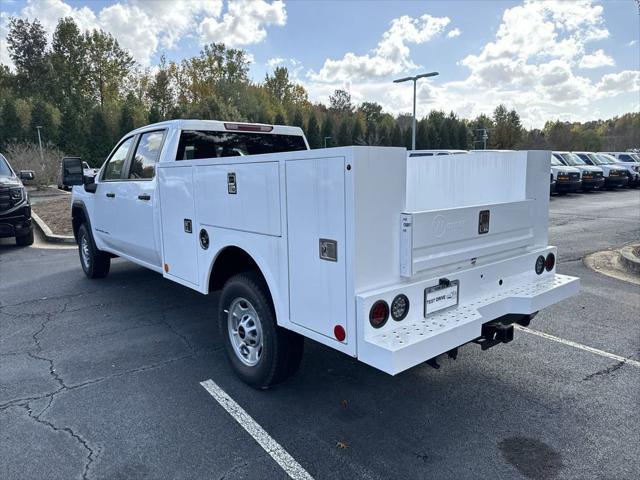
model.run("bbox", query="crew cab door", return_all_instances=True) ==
[114,130,165,267]
[94,136,135,251]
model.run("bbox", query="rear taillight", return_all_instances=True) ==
[391,294,409,321]
[545,253,555,271]
[369,300,389,329]
[535,255,545,275]
[224,122,273,132]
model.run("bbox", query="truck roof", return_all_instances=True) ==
[129,119,306,138]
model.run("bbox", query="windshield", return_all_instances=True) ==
[589,153,613,165]
[176,131,308,160]
[0,154,14,177]
[551,156,563,166]
[562,153,586,166]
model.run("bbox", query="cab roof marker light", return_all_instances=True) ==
[224,123,273,133]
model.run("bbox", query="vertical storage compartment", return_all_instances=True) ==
[285,156,348,341]
[158,165,199,285]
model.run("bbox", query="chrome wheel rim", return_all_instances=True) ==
[80,235,91,270]
[227,297,263,367]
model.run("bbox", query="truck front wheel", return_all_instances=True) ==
[219,272,304,388]
[16,229,34,246]
[77,223,110,278]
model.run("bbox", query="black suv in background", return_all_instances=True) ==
[0,153,35,246]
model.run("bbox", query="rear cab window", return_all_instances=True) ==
[129,130,166,180]
[175,130,308,161]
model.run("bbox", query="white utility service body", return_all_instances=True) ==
[71,120,578,377]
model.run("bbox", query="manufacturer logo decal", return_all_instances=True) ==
[432,215,467,238]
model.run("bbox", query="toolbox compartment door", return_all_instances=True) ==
[285,157,348,341]
[158,165,199,285]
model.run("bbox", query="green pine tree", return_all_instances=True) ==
[305,114,321,148]
[321,115,334,147]
[0,100,22,147]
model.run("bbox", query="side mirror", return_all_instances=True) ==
[19,170,35,181]
[61,157,84,186]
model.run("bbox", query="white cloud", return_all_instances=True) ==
[596,70,640,96]
[579,49,615,69]
[628,40,637,47]
[308,14,450,82]
[198,0,286,47]
[447,28,461,39]
[303,0,635,128]
[2,0,285,67]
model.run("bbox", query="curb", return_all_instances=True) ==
[619,244,640,275]
[31,212,76,245]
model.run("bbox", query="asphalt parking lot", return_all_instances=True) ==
[1,188,639,480]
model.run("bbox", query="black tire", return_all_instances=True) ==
[16,229,34,246]
[77,223,110,278]
[218,272,303,389]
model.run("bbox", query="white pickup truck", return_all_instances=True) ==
[62,119,579,388]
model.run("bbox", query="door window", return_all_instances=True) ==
[129,130,166,179]
[103,137,134,181]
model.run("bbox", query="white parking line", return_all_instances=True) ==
[516,326,640,368]
[200,379,315,480]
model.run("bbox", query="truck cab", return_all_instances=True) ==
[64,121,578,388]
[550,153,582,193]
[597,152,640,187]
[0,153,35,246]
[573,152,629,189]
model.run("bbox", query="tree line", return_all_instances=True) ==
[0,17,637,167]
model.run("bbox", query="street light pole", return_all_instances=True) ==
[393,71,439,150]
[35,126,44,163]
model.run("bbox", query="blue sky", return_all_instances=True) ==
[1,0,639,127]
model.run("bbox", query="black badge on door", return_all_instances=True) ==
[478,210,490,234]
[227,172,237,194]
[184,219,192,234]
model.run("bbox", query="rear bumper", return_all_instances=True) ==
[555,179,581,192]
[356,248,579,375]
[0,204,32,238]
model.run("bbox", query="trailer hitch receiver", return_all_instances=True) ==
[473,321,514,351]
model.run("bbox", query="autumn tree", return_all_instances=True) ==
[329,89,353,114]
[6,18,51,98]
[85,29,135,108]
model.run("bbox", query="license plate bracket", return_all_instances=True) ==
[424,280,459,316]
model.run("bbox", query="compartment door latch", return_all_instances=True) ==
[319,239,338,262]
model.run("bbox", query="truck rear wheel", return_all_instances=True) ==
[77,223,110,278]
[219,272,303,389]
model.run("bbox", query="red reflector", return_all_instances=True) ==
[369,300,389,329]
[224,122,273,132]
[334,325,346,342]
[545,253,555,271]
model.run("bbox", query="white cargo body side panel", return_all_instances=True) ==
[286,156,348,341]
[195,161,281,237]
[158,165,199,285]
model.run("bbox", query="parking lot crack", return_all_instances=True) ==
[582,360,625,380]
[161,311,198,355]
[21,402,96,480]
[29,311,70,391]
